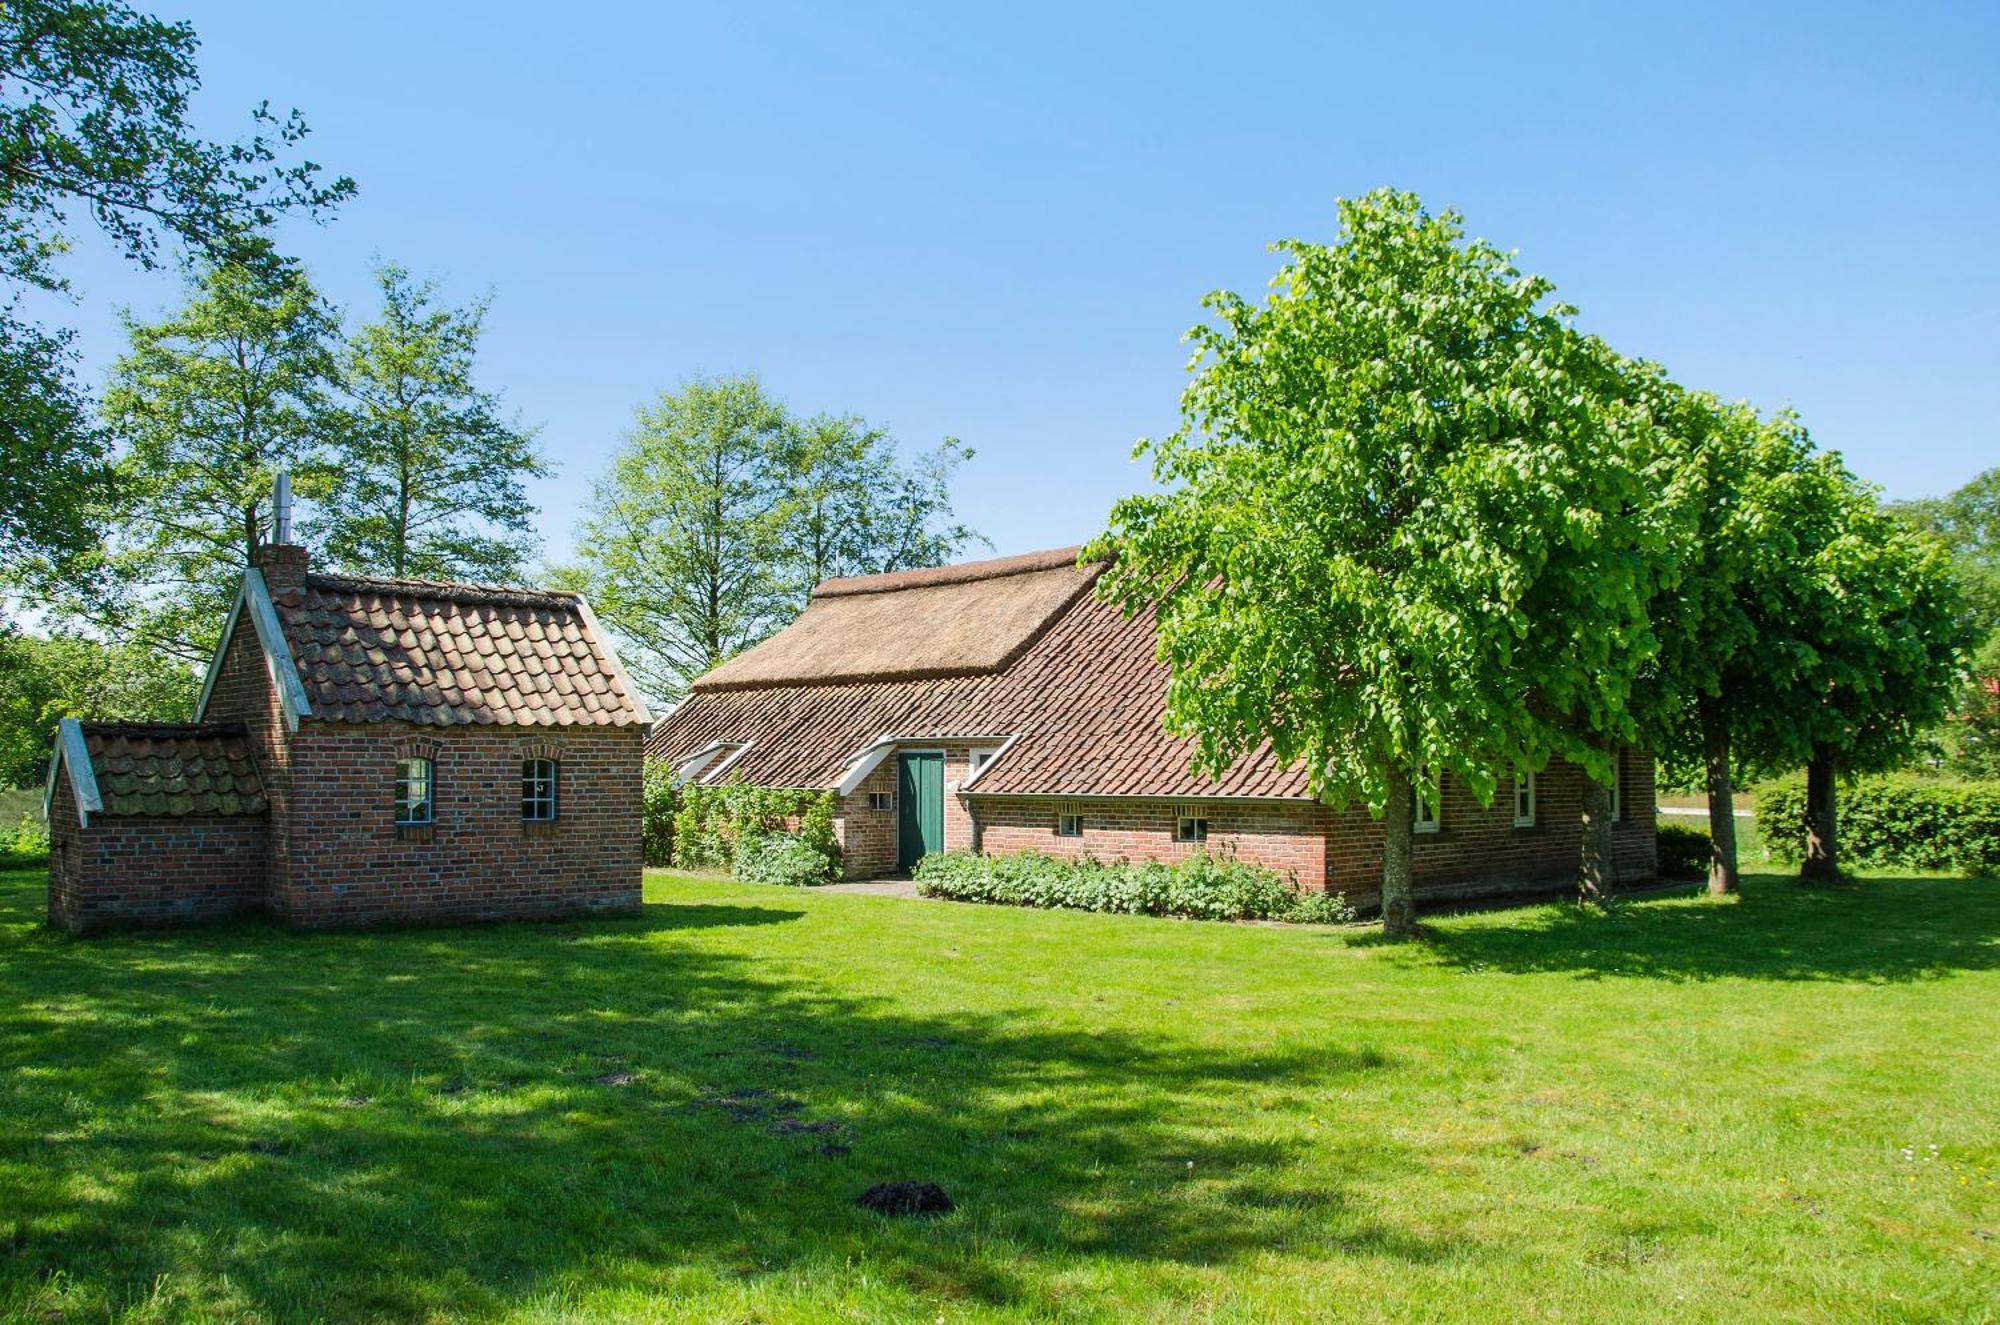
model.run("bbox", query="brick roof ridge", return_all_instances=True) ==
[302,571,582,611]
[810,546,1095,599]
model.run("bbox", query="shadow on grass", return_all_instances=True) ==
[1418,874,1999,983]
[0,869,1429,1320]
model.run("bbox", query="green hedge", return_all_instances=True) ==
[1657,820,1710,880]
[913,849,1354,924]
[1757,774,2000,875]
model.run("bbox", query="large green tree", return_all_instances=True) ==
[311,262,546,582]
[0,0,349,593]
[1631,396,1820,894]
[96,258,342,661]
[778,415,981,604]
[1089,190,1669,939]
[0,628,197,788]
[570,375,797,698]
[1783,492,1969,878]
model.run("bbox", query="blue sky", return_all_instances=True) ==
[49,1,2000,565]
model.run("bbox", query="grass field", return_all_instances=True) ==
[1,865,1994,1323]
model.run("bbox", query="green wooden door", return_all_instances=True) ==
[896,752,944,870]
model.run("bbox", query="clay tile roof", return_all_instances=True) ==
[80,722,266,817]
[692,548,1102,692]
[273,573,650,728]
[647,547,1315,800]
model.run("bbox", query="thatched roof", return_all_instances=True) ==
[649,548,1318,800]
[691,547,1101,692]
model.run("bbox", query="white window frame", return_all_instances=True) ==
[1056,812,1083,838]
[967,748,998,781]
[522,758,558,822]
[867,791,894,812]
[394,757,434,826]
[1413,765,1441,834]
[1513,772,1536,828]
[1175,815,1208,844]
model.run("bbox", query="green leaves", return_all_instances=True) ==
[1092,190,1672,822]
[309,262,547,583]
[569,376,982,699]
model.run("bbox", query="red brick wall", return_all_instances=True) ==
[958,754,1658,911]
[45,763,267,934]
[975,795,1328,885]
[201,617,295,901]
[274,721,644,928]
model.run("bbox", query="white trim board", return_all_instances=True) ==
[194,569,312,732]
[46,718,104,827]
[833,733,1012,798]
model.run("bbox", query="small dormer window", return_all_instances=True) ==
[394,757,434,825]
[522,758,558,821]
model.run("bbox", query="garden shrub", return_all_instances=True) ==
[668,777,842,878]
[1656,820,1710,879]
[2,813,49,863]
[734,832,839,887]
[912,849,1355,924]
[1757,774,2000,874]
[641,760,678,865]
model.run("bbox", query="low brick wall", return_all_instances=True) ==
[953,755,1657,912]
[47,774,267,933]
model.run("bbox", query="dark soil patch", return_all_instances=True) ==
[856,1182,954,1217]
[594,1072,639,1087]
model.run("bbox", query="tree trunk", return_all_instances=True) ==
[1380,767,1416,941]
[1578,754,1618,906]
[1801,749,1839,881]
[1702,709,1739,896]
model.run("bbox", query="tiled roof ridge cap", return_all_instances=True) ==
[81,720,249,739]
[810,546,1097,599]
[301,571,582,610]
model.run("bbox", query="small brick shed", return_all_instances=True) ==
[45,540,654,932]
[650,547,1657,909]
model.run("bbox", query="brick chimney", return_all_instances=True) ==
[251,472,308,592]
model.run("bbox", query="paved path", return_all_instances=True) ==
[820,877,923,898]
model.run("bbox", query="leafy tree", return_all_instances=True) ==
[570,375,795,698]
[1783,493,1970,878]
[310,262,546,582]
[1889,467,1999,637]
[778,414,981,603]
[1890,467,2000,780]
[96,258,342,661]
[1632,395,1816,894]
[0,318,104,597]
[1089,190,1670,939]
[0,0,350,593]
[0,628,197,787]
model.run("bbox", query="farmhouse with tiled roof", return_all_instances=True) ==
[45,520,652,932]
[650,548,1658,909]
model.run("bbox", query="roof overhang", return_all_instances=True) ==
[44,718,103,828]
[834,733,1014,797]
[676,740,754,783]
[194,569,312,732]
[571,593,655,726]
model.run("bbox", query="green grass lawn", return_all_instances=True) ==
[2,866,1994,1323]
